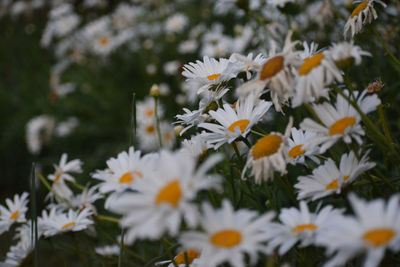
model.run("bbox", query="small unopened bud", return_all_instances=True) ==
[149,84,161,97]
[174,125,184,136]
[367,79,384,94]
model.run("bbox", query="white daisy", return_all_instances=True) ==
[165,13,188,34]
[267,0,295,8]
[25,114,55,155]
[182,56,238,94]
[292,49,343,107]
[40,207,93,237]
[199,93,272,149]
[0,192,29,235]
[179,199,275,267]
[328,41,371,69]
[286,127,320,165]
[316,194,400,267]
[181,134,209,158]
[47,153,83,200]
[300,89,381,153]
[235,31,301,112]
[344,0,387,39]
[3,240,32,266]
[263,201,342,255]
[242,118,293,184]
[229,52,266,80]
[156,250,200,267]
[136,96,165,124]
[295,151,375,201]
[108,150,222,244]
[137,121,160,151]
[95,244,120,256]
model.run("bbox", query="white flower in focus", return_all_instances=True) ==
[180,200,275,267]
[316,194,400,267]
[300,89,381,153]
[0,192,29,235]
[286,127,320,165]
[263,201,343,255]
[295,151,375,201]
[344,0,387,39]
[108,150,222,244]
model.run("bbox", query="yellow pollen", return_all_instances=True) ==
[145,109,154,117]
[329,117,356,136]
[362,228,396,247]
[99,37,109,46]
[146,125,155,134]
[288,144,306,158]
[210,229,242,248]
[246,65,251,70]
[118,171,142,184]
[299,53,324,76]
[61,222,76,230]
[207,73,221,81]
[351,1,368,18]
[260,56,284,80]
[252,134,282,160]
[155,180,182,207]
[325,176,349,190]
[9,210,18,220]
[174,250,200,264]
[228,119,250,133]
[292,224,318,234]
[53,173,62,184]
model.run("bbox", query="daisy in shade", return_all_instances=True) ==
[316,194,400,267]
[286,127,320,165]
[92,147,157,208]
[136,96,164,124]
[295,151,375,201]
[344,0,387,39]
[235,31,301,112]
[182,56,239,94]
[300,89,381,153]
[328,41,371,69]
[181,134,208,158]
[40,207,93,237]
[292,48,343,107]
[137,121,160,151]
[2,240,32,266]
[199,93,272,149]
[47,153,83,200]
[108,150,222,244]
[263,201,342,255]
[0,192,29,235]
[179,200,275,267]
[242,118,293,184]
[156,249,201,266]
[229,53,266,80]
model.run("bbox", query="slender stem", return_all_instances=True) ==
[371,25,400,68]
[37,173,73,209]
[94,215,120,224]
[154,96,163,148]
[378,105,394,146]
[232,142,244,168]
[118,228,125,267]
[250,129,265,137]
[65,180,85,191]
[130,93,137,146]
[30,163,38,267]
[161,238,178,267]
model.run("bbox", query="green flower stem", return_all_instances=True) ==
[232,142,244,168]
[30,163,39,267]
[65,180,86,191]
[118,228,124,267]
[37,173,73,209]
[154,96,163,148]
[161,238,178,267]
[377,105,395,146]
[94,215,120,224]
[250,129,265,137]
[371,25,400,68]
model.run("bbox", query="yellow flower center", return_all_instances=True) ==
[299,53,324,76]
[260,56,284,80]
[288,144,306,158]
[210,229,242,248]
[246,65,251,70]
[207,73,221,81]
[146,125,155,134]
[325,176,349,190]
[228,119,250,133]
[99,36,109,47]
[174,250,200,264]
[351,1,368,18]
[53,173,62,184]
[145,108,154,117]
[9,210,19,220]
[362,228,396,247]
[118,171,143,184]
[329,117,356,136]
[61,222,76,230]
[292,223,318,234]
[155,180,182,207]
[252,134,283,160]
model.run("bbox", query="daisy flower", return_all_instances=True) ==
[0,192,29,235]
[316,194,400,267]
[199,93,272,149]
[242,118,293,184]
[137,121,160,151]
[182,56,238,94]
[156,250,201,266]
[263,201,342,255]
[292,49,343,107]
[179,200,275,267]
[47,153,83,200]
[95,244,120,256]
[344,0,387,39]
[136,96,164,124]
[229,52,266,80]
[165,13,188,34]
[286,127,320,165]
[295,151,375,201]
[92,147,157,208]
[328,41,371,69]
[181,134,209,158]
[3,240,32,266]
[235,31,301,111]
[108,150,222,244]
[300,89,381,153]
[40,207,93,237]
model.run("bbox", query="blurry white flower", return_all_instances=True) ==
[165,13,188,34]
[0,192,29,235]
[25,115,55,155]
